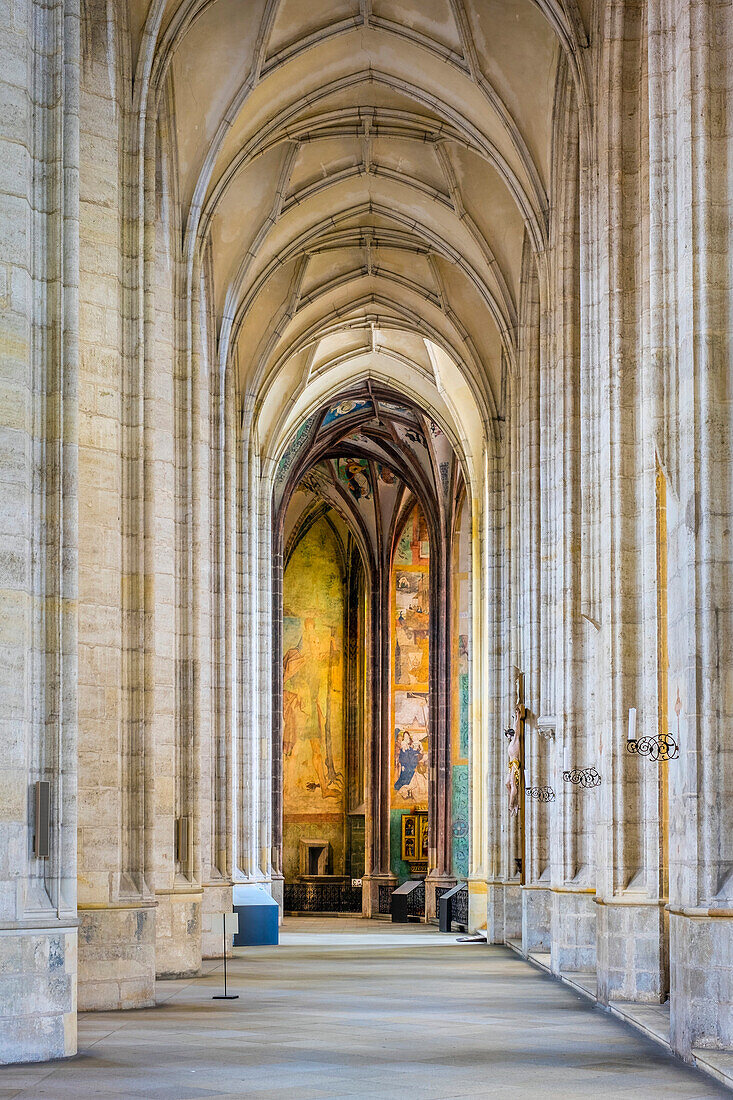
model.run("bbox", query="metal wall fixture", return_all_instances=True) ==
[525,785,556,802]
[561,747,601,787]
[562,767,602,788]
[625,706,679,760]
[626,731,679,760]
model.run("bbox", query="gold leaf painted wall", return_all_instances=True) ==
[282,518,346,879]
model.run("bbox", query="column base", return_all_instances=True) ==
[0,925,77,1064]
[155,890,202,978]
[550,889,596,974]
[482,881,522,942]
[522,885,552,953]
[362,873,397,917]
[595,897,667,1005]
[270,873,284,914]
[467,878,488,934]
[425,874,455,921]
[670,911,733,1058]
[504,882,522,940]
[486,881,506,943]
[78,904,156,1010]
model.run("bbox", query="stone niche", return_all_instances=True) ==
[298,839,331,880]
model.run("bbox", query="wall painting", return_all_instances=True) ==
[282,519,346,880]
[391,506,430,878]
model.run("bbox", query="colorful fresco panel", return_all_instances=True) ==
[336,456,372,500]
[322,398,371,425]
[282,521,345,824]
[391,506,430,827]
[451,764,469,878]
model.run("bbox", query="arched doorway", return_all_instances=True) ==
[272,386,471,919]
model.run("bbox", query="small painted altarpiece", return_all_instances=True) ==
[401,809,428,874]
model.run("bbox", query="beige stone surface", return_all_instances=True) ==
[1,0,731,1072]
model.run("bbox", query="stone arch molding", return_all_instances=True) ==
[117,0,584,918]
[259,355,487,909]
[236,324,493,879]
[126,0,591,423]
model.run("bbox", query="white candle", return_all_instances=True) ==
[563,747,569,772]
[628,707,637,741]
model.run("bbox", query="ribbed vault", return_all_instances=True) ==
[132,0,592,427]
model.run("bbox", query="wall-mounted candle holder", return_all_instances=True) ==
[561,747,601,788]
[626,734,678,761]
[562,767,601,788]
[625,706,679,761]
[525,785,556,802]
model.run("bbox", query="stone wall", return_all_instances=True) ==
[0,0,79,1064]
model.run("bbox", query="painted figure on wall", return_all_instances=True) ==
[394,729,429,803]
[391,506,430,816]
[395,572,429,684]
[282,520,345,816]
[337,457,372,500]
[283,620,342,798]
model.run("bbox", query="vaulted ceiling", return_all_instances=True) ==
[135,0,590,423]
[280,386,465,575]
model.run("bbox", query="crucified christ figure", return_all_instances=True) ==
[504,677,525,816]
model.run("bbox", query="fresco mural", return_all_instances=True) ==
[282,518,346,880]
[451,495,471,878]
[273,411,318,509]
[391,506,430,835]
[322,397,371,426]
[336,456,372,500]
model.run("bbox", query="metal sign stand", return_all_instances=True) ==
[213,912,239,1000]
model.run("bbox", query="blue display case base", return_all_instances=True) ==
[232,885,279,946]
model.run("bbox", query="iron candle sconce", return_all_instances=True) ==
[525,785,556,802]
[562,747,601,787]
[625,706,679,761]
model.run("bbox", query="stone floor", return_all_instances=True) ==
[0,918,727,1099]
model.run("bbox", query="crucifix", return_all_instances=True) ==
[505,672,525,817]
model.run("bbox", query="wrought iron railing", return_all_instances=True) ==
[436,881,468,930]
[284,882,362,913]
[378,884,394,914]
[388,878,425,921]
[435,885,451,907]
[452,883,468,926]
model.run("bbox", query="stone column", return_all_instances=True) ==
[76,0,156,1010]
[0,0,79,1063]
[199,262,235,957]
[362,558,395,916]
[516,240,552,954]
[548,58,597,977]
[661,0,733,1058]
[426,515,456,918]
